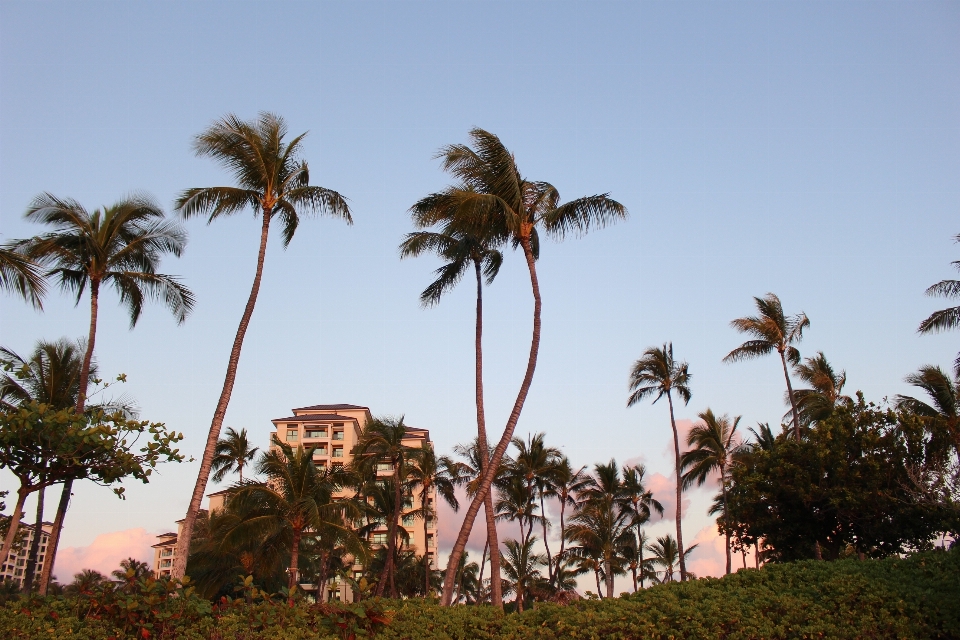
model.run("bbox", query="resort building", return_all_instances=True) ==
[152,403,438,601]
[0,519,53,588]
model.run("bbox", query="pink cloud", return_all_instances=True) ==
[436,487,521,558]
[646,472,690,523]
[662,419,695,463]
[53,528,156,584]
[685,524,757,579]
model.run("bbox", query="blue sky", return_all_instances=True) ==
[1,0,958,581]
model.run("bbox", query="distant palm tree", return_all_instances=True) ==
[21,192,193,594]
[509,432,562,582]
[495,475,542,550]
[724,293,809,439]
[173,113,351,578]
[427,129,628,606]
[646,534,697,583]
[211,427,259,484]
[0,245,45,307]
[112,557,153,583]
[500,537,547,612]
[680,409,744,575]
[406,443,460,596]
[627,343,692,581]
[618,464,662,589]
[65,569,107,596]
[400,209,506,606]
[747,422,781,454]
[918,234,960,374]
[787,352,851,427]
[351,416,419,597]
[896,365,960,456]
[550,457,589,589]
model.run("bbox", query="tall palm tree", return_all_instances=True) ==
[400,216,505,606]
[724,293,810,439]
[173,112,351,578]
[211,427,259,484]
[429,129,628,606]
[21,192,193,594]
[227,438,358,605]
[646,534,697,583]
[896,365,960,455]
[679,409,744,575]
[351,416,419,598]
[500,537,546,612]
[550,457,589,589]
[787,352,851,427]
[0,245,45,308]
[509,432,562,582]
[627,343,692,581]
[918,235,960,375]
[406,443,460,596]
[618,463,662,589]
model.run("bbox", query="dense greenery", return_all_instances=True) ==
[1,549,957,639]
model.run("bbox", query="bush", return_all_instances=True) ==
[0,549,957,639]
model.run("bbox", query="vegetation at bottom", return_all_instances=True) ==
[0,548,957,640]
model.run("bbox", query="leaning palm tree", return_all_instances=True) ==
[896,365,960,456]
[400,216,505,606]
[0,245,45,308]
[918,235,960,374]
[430,129,628,606]
[679,409,744,575]
[787,352,851,427]
[723,293,810,439]
[406,443,460,596]
[173,112,351,578]
[211,427,259,484]
[21,192,193,594]
[627,343,692,581]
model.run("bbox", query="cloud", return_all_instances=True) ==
[685,524,757,579]
[436,487,521,559]
[53,528,156,583]
[646,472,690,523]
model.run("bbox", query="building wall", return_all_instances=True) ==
[0,520,53,588]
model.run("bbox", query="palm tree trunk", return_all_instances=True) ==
[594,566,602,597]
[39,280,100,595]
[557,494,568,588]
[440,233,542,606]
[288,526,302,606]
[473,261,502,608]
[0,486,29,579]
[316,550,329,603]
[22,487,44,591]
[780,350,801,440]
[637,522,645,589]
[173,211,272,579]
[721,475,731,575]
[631,565,638,593]
[666,391,687,581]
[539,491,553,583]
[479,539,488,602]
[423,499,430,597]
[604,554,614,598]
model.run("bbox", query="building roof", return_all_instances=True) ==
[292,404,368,412]
[273,413,359,423]
[207,489,232,497]
[152,534,177,548]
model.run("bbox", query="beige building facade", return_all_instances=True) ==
[0,519,53,588]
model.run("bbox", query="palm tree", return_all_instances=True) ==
[679,409,744,575]
[211,427,259,484]
[500,537,546,612]
[627,343,692,581]
[400,220,505,606]
[406,443,459,596]
[918,235,960,374]
[618,464,662,589]
[65,569,107,596]
[173,113,351,578]
[495,475,542,550]
[112,557,153,582]
[351,416,419,597]
[427,129,628,606]
[896,365,960,456]
[21,192,193,594]
[550,457,589,589]
[0,245,45,308]
[786,352,851,427]
[646,534,697,583]
[227,438,358,605]
[509,432,562,582]
[724,293,810,439]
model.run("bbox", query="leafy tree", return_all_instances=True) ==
[787,352,852,427]
[918,233,960,374]
[20,192,192,592]
[211,427,259,484]
[406,443,459,596]
[500,537,546,612]
[425,129,627,606]
[724,293,809,439]
[400,216,506,605]
[680,409,744,574]
[627,343,692,580]
[0,245,45,308]
[173,112,351,578]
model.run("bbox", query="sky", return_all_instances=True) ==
[0,0,958,591]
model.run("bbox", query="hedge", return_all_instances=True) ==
[2,548,957,639]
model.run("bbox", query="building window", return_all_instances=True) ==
[371,533,388,545]
[332,448,343,458]
[314,446,327,455]
[314,461,327,470]
[427,535,435,548]
[332,430,344,441]
[402,515,415,527]
[306,427,327,438]
[376,463,393,473]
[406,533,415,545]
[286,429,299,441]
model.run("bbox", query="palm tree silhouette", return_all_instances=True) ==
[918,234,960,374]
[627,343,692,581]
[426,129,627,605]
[500,537,547,612]
[896,365,960,456]
[173,112,351,578]
[406,443,459,596]
[786,352,851,427]
[211,427,259,484]
[619,463,663,589]
[0,245,45,307]
[21,192,192,593]
[724,293,809,439]
[680,409,744,575]
[646,534,697,583]
[509,432,562,582]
